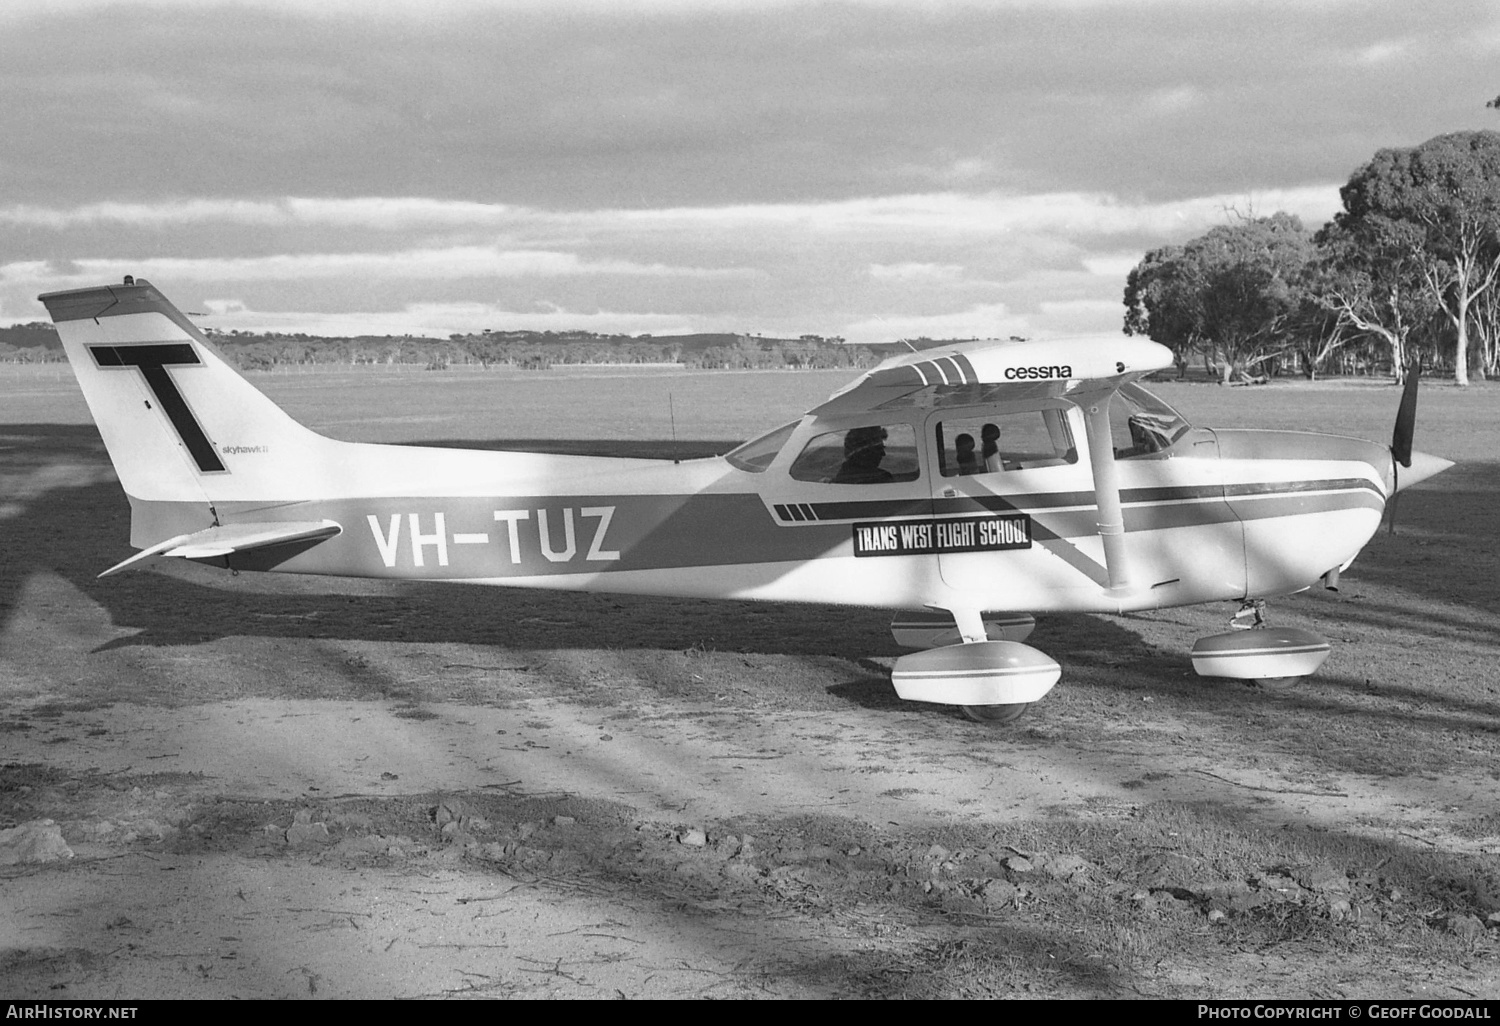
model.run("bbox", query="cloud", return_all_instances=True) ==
[0,246,752,287]
[1351,39,1409,65]
[1144,86,1204,115]
[0,0,1271,17]
[597,186,1345,239]
[1035,298,1125,334]
[869,262,965,281]
[1082,253,1145,277]
[0,186,1346,244]
[0,200,287,230]
[1,181,1352,342]
[191,299,695,338]
[201,298,250,316]
[839,302,1027,346]
[0,197,522,231]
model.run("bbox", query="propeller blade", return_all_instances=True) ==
[1388,358,1422,535]
[1391,358,1421,469]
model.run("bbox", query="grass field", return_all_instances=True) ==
[2,362,1498,998]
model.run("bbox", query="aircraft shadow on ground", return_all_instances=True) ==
[5,426,1497,735]
[0,427,895,660]
[11,433,1500,997]
[1333,464,1500,641]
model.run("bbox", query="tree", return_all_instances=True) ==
[1470,282,1500,378]
[1283,283,1353,380]
[1310,219,1436,382]
[1333,131,1500,385]
[1124,213,1316,383]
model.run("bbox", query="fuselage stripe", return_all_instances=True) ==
[801,477,1383,523]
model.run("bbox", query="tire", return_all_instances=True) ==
[961,703,1031,725]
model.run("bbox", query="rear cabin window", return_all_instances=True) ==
[725,421,798,473]
[935,409,1077,477]
[789,423,921,485]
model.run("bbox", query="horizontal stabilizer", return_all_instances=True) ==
[100,520,343,578]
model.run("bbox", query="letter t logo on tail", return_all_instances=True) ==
[89,343,226,473]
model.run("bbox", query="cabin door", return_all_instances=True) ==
[924,404,1101,604]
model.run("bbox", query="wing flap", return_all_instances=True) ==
[100,520,342,578]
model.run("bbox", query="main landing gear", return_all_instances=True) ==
[885,599,1335,725]
[961,702,1032,725]
[1190,600,1331,686]
[887,612,1058,725]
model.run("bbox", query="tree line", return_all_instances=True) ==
[0,324,887,372]
[1125,130,1500,385]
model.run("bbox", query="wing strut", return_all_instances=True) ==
[1078,396,1135,599]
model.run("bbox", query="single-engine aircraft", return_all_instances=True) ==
[40,278,1453,723]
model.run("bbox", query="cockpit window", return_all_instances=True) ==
[789,423,921,485]
[725,420,798,472]
[1110,383,1192,458]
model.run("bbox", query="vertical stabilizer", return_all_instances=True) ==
[41,278,340,546]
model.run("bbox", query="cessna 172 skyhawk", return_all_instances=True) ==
[41,278,1452,723]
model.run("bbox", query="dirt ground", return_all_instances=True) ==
[2,372,1499,999]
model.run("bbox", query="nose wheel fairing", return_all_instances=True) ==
[1190,625,1332,684]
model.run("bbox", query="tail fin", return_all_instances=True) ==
[41,278,340,547]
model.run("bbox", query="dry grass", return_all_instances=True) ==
[2,364,1497,997]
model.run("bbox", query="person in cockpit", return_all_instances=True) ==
[833,425,894,484]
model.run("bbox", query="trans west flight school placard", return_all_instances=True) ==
[852,514,1032,557]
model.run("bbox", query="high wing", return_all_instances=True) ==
[808,336,1176,418]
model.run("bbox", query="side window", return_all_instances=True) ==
[935,409,1077,477]
[1108,385,1191,459]
[789,423,921,485]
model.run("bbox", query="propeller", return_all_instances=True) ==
[1387,358,1421,534]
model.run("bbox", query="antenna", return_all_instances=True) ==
[669,390,679,463]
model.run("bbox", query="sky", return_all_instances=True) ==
[2,0,1498,343]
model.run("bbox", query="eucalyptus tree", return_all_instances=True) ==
[1123,213,1316,384]
[1311,219,1435,382]
[1332,131,1500,385]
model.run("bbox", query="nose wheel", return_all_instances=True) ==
[1191,599,1331,684]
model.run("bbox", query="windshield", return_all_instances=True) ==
[1113,382,1193,456]
[725,420,799,472]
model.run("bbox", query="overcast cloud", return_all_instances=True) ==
[2,0,1496,341]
